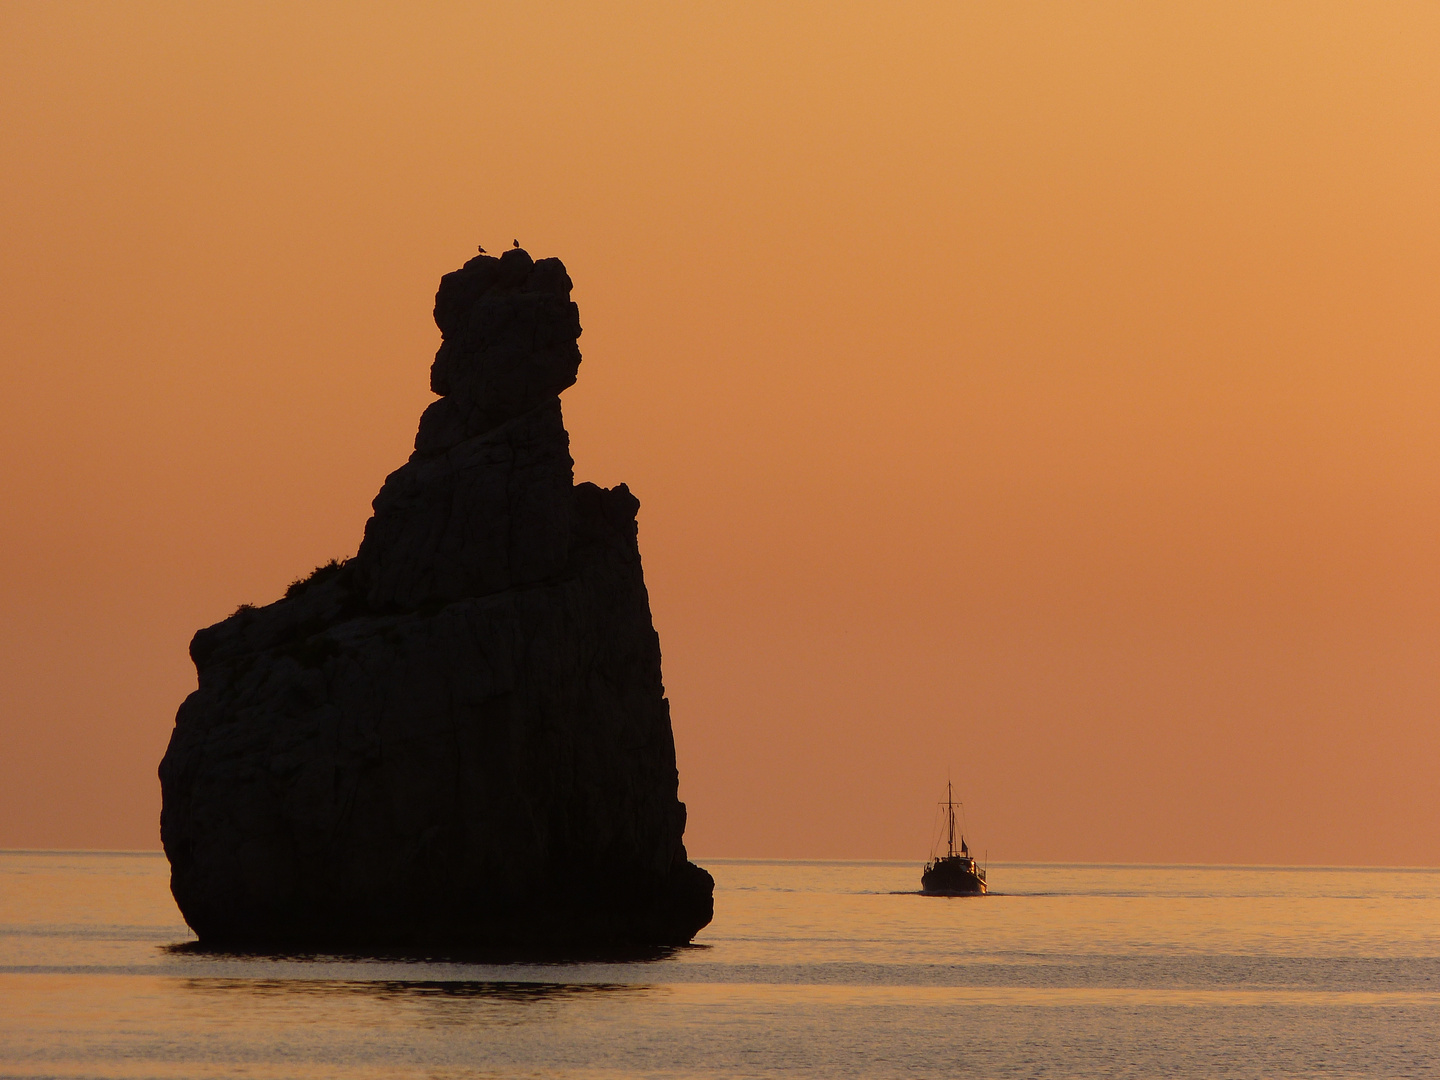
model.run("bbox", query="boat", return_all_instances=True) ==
[921,781,987,895]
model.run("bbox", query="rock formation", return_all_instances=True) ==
[159,248,714,950]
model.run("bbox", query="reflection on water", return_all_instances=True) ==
[2,853,1439,1079]
[183,976,651,1032]
[190,976,646,1003]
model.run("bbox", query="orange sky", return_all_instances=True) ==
[2,2,1438,863]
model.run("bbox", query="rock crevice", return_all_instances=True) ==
[159,248,714,949]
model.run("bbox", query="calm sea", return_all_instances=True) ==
[1,852,1437,1079]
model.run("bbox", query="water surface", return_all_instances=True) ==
[2,853,1437,1077]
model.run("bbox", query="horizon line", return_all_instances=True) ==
[3,849,1438,873]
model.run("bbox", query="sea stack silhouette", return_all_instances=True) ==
[159,247,714,950]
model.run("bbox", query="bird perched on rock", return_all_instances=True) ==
[477,245,486,254]
[513,239,520,248]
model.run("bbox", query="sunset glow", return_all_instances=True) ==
[2,2,1438,864]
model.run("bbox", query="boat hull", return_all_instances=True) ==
[921,857,987,896]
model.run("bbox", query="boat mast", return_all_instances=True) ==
[947,780,956,858]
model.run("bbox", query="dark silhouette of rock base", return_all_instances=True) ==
[159,248,714,951]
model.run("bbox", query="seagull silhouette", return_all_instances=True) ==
[513,239,520,248]
[476,245,486,254]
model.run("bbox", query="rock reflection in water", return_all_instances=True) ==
[188,977,643,1002]
[183,976,649,1028]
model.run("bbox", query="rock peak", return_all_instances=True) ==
[421,249,581,453]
